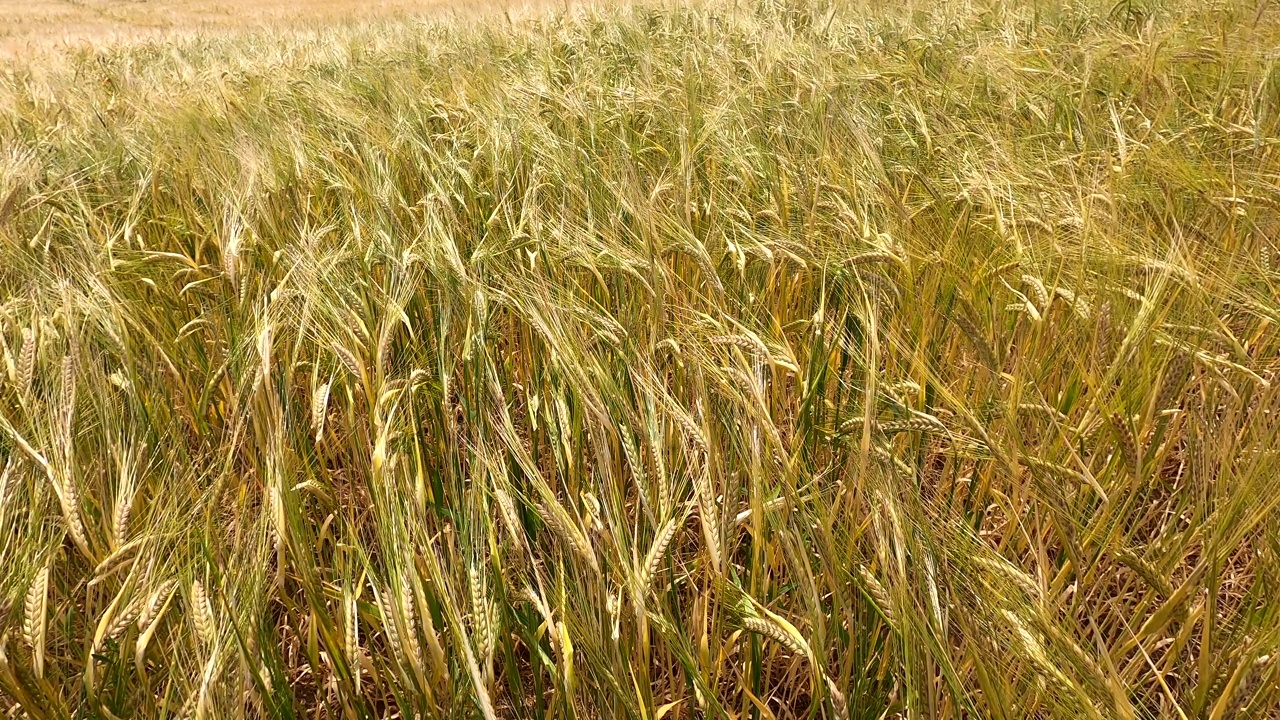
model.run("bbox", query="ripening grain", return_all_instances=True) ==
[0,1,1279,718]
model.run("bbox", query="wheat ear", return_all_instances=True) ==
[23,566,49,678]
[191,580,216,644]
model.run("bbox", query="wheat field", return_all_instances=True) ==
[0,0,555,59]
[0,0,1278,718]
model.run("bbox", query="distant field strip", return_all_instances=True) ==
[0,0,559,57]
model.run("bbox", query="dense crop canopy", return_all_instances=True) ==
[0,0,1278,717]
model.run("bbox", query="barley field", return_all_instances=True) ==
[0,0,1278,718]
[0,0,541,59]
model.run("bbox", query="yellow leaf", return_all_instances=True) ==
[655,699,683,720]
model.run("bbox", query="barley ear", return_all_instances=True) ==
[638,508,686,599]
[23,566,49,678]
[104,599,142,643]
[311,381,331,442]
[538,501,600,576]
[90,537,143,586]
[191,580,216,644]
[375,586,404,665]
[693,462,722,573]
[399,581,422,671]
[137,579,179,632]
[952,311,1000,371]
[858,564,897,629]
[59,355,76,436]
[1021,274,1050,311]
[825,675,850,720]
[743,616,809,657]
[469,561,493,659]
[1109,414,1140,477]
[112,483,135,549]
[0,456,18,509]
[16,327,35,395]
[58,473,91,560]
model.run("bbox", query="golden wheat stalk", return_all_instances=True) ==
[90,537,144,586]
[0,326,14,384]
[742,615,810,658]
[952,312,1000,370]
[693,464,722,573]
[971,554,1042,602]
[137,579,179,632]
[376,587,404,664]
[469,561,493,658]
[491,482,529,557]
[1015,402,1070,422]
[135,580,179,674]
[176,690,198,720]
[311,381,331,442]
[879,414,946,434]
[538,501,600,575]
[846,250,901,267]
[709,333,769,358]
[858,564,897,628]
[112,480,135,550]
[400,581,422,671]
[649,427,671,518]
[331,342,364,387]
[1109,414,1140,476]
[191,580,216,644]
[1000,609,1079,698]
[1155,350,1192,412]
[16,327,35,395]
[617,423,650,512]
[1112,548,1174,598]
[673,407,707,452]
[23,566,49,678]
[1040,617,1105,689]
[415,583,450,685]
[104,599,142,643]
[1021,274,1050,311]
[0,456,17,510]
[58,471,91,560]
[825,675,850,720]
[92,582,139,655]
[59,355,76,436]
[1053,285,1092,320]
[636,506,687,599]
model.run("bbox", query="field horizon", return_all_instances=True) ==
[0,0,586,59]
[1,0,1278,718]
